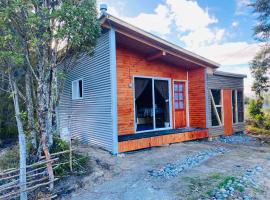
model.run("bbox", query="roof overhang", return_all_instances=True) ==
[100,14,220,69]
[214,71,247,78]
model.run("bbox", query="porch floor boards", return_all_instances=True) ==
[118,128,209,153]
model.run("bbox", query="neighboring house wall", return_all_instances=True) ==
[207,73,245,136]
[58,29,118,154]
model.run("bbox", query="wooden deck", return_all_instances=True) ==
[118,128,208,153]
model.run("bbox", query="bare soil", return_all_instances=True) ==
[58,135,270,200]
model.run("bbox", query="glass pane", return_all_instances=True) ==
[179,101,184,109]
[175,93,179,100]
[237,90,244,122]
[135,78,153,131]
[174,84,178,92]
[211,101,219,126]
[155,80,170,128]
[216,107,223,124]
[179,84,183,92]
[179,93,183,100]
[211,89,221,105]
[232,90,236,123]
[78,80,83,98]
[175,101,179,109]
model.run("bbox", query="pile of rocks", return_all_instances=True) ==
[215,134,257,145]
[211,166,263,200]
[149,147,229,178]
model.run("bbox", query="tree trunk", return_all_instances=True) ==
[37,80,55,190]
[10,77,27,200]
[25,69,38,149]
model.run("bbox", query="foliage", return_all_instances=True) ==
[0,145,19,170]
[50,136,90,177]
[250,47,270,99]
[248,99,264,118]
[250,0,270,42]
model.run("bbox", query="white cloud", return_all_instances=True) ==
[166,0,218,32]
[235,0,252,15]
[123,5,172,35]
[232,21,239,27]
[193,42,261,66]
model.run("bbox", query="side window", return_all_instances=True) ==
[174,82,185,110]
[72,79,83,100]
[232,90,244,123]
[210,89,223,126]
[237,90,244,122]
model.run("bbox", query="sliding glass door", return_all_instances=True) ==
[134,77,171,132]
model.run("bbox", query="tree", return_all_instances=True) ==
[250,0,270,101]
[251,0,270,42]
[0,0,100,191]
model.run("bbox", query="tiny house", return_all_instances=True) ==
[58,10,246,154]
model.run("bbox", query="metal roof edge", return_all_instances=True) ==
[214,71,247,78]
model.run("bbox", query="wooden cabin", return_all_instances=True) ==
[57,13,246,154]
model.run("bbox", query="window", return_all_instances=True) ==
[232,90,244,123]
[174,82,185,110]
[72,79,83,99]
[210,89,223,126]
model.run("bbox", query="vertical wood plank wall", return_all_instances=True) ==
[223,89,233,136]
[116,45,207,135]
[188,68,207,128]
[116,45,187,135]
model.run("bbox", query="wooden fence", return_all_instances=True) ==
[0,150,74,200]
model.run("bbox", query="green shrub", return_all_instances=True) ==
[0,145,19,170]
[50,136,90,177]
[249,99,264,119]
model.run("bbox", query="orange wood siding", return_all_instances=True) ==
[188,68,207,128]
[116,45,187,135]
[223,89,233,136]
[118,129,209,153]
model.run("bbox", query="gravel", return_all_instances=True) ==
[149,147,230,178]
[211,165,264,200]
[214,133,257,145]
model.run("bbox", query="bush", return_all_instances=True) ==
[0,145,19,170]
[248,99,263,117]
[50,136,90,177]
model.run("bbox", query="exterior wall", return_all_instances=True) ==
[58,30,118,154]
[188,68,207,128]
[207,73,245,136]
[116,45,207,135]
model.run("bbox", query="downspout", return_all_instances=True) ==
[109,28,118,155]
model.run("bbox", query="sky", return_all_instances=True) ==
[97,0,262,96]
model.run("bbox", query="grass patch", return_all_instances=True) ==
[247,125,270,136]
[180,173,226,200]
[218,176,236,189]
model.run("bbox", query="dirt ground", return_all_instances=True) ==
[61,134,270,200]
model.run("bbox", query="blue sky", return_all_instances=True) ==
[98,0,261,96]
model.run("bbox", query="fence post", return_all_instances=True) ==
[19,133,27,200]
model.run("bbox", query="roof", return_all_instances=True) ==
[100,14,220,69]
[214,71,247,78]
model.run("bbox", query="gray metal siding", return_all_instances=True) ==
[58,30,116,152]
[207,73,245,136]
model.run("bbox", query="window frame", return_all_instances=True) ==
[174,82,185,111]
[72,79,84,100]
[210,89,224,127]
[232,89,244,124]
